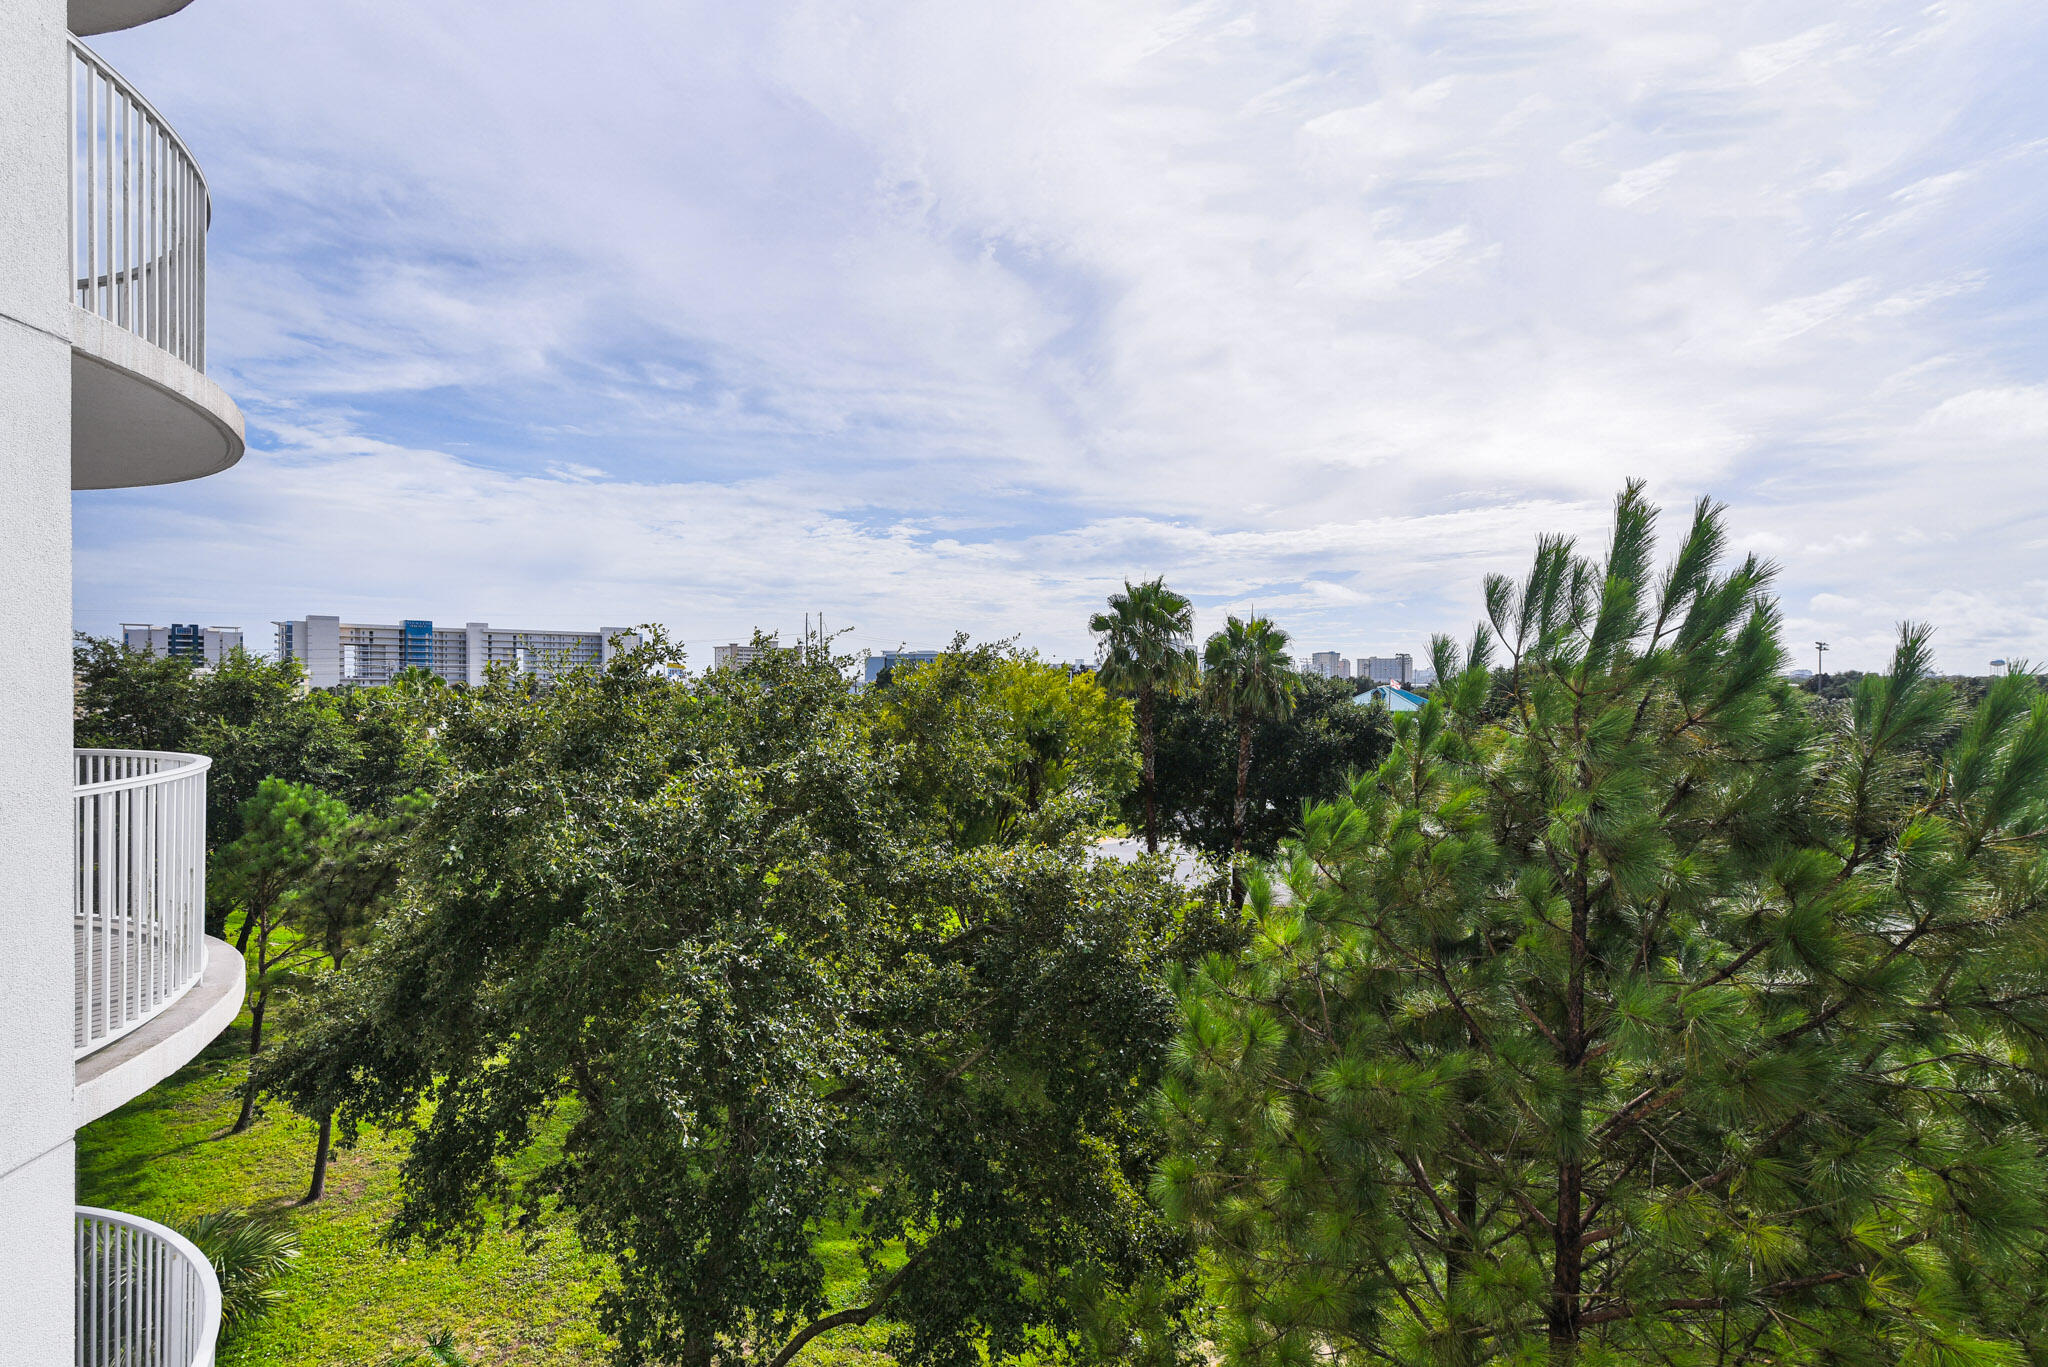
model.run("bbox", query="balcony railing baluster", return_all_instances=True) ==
[74,749,210,1059]
[69,38,209,372]
[75,1206,221,1367]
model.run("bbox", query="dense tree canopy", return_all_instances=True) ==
[215,777,351,1133]
[865,640,1138,847]
[1157,485,2048,1366]
[267,638,1207,1367]
[72,638,435,913]
[1145,673,1393,866]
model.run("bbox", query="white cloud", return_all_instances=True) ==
[72,0,2048,671]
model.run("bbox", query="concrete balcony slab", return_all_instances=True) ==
[75,935,243,1127]
[69,0,198,37]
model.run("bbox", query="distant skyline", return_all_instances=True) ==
[73,1,2048,674]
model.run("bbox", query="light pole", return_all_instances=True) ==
[1815,641,1829,682]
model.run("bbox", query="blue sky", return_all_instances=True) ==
[73,0,2048,673]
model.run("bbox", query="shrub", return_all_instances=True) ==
[176,1207,301,1327]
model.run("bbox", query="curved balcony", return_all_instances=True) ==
[71,0,200,37]
[76,1206,222,1367]
[69,38,244,490]
[74,749,245,1125]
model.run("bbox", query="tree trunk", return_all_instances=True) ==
[1139,685,1158,854]
[1548,868,1591,1361]
[230,987,268,1135]
[1451,1167,1479,1365]
[1231,717,1252,909]
[233,904,256,955]
[304,1109,334,1203]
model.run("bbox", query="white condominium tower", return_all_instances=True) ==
[4,0,252,1355]
[1360,653,1415,686]
[713,639,787,669]
[122,622,243,667]
[275,615,641,688]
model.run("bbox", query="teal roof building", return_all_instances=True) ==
[1356,684,1428,713]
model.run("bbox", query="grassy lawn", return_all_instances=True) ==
[77,1015,900,1366]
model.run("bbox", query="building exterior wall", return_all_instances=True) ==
[1360,653,1414,686]
[278,615,637,687]
[861,648,940,686]
[0,0,86,1347]
[275,613,344,688]
[122,622,244,666]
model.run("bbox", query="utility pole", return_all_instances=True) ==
[1815,640,1829,682]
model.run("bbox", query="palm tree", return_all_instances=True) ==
[1202,614,1297,907]
[1090,578,1198,854]
[175,1208,301,1327]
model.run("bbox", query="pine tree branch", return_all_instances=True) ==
[1687,939,1770,996]
[1510,989,1566,1052]
[1576,1269,1859,1327]
[1774,912,1937,1044]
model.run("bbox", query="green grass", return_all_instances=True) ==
[77,1016,901,1366]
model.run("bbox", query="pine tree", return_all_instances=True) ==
[1157,484,2048,1366]
[216,777,348,1135]
[285,796,424,1201]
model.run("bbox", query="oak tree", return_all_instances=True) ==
[270,637,1204,1366]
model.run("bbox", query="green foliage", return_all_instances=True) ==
[300,794,432,971]
[79,1035,616,1365]
[869,639,1137,846]
[1092,579,1201,853]
[1199,614,1301,904]
[1092,580,1200,706]
[1200,616,1297,734]
[326,677,446,815]
[72,633,203,750]
[269,633,1203,1367]
[256,792,434,1195]
[382,1330,473,1366]
[1158,485,2048,1366]
[992,654,1139,828]
[215,778,351,950]
[177,1207,303,1327]
[1147,674,1390,863]
[217,777,353,1133]
[72,637,436,938]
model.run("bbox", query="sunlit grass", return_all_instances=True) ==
[77,1013,900,1366]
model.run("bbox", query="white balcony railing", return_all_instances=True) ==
[76,1207,222,1367]
[75,749,210,1059]
[69,37,209,371]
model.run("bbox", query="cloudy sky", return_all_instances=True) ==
[75,0,2048,673]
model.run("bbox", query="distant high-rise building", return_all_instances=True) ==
[275,615,637,688]
[713,639,794,670]
[862,648,943,686]
[1360,653,1414,686]
[121,622,243,668]
[1309,651,1352,680]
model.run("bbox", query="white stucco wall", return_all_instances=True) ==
[0,0,83,1350]
[0,1141,76,1353]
